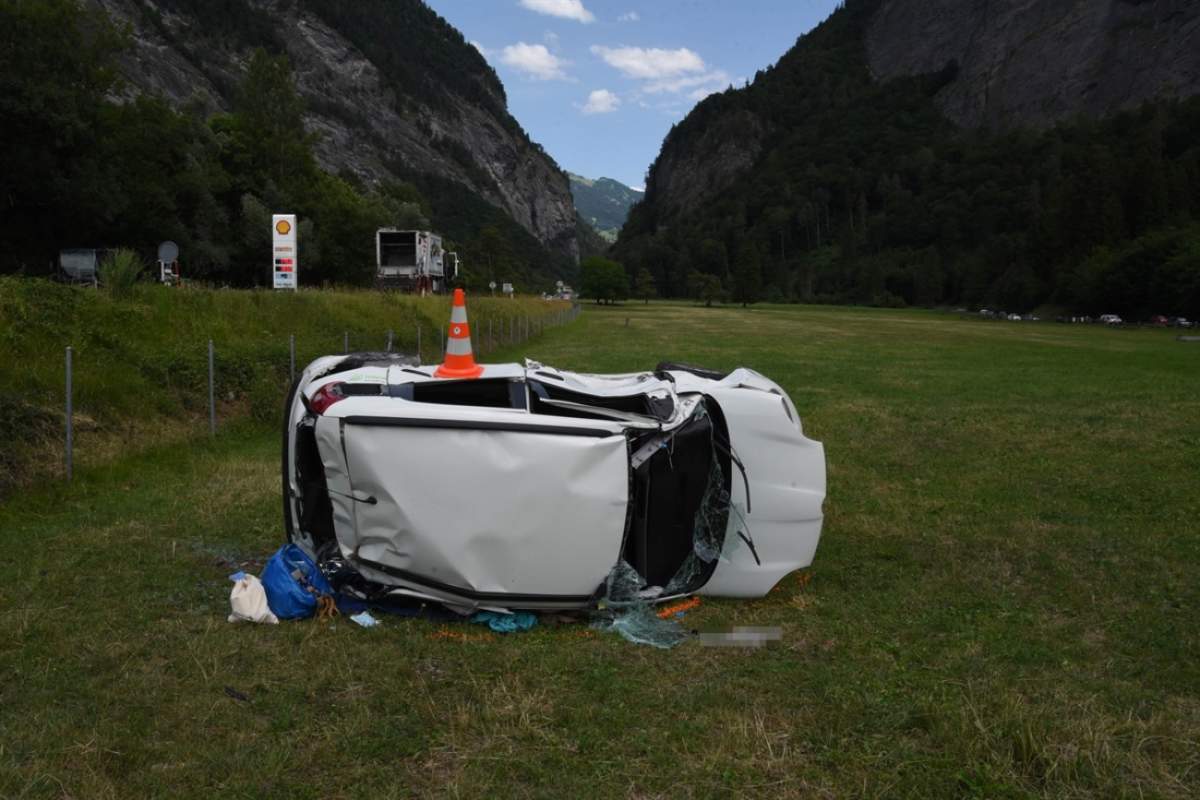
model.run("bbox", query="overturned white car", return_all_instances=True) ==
[282,353,825,612]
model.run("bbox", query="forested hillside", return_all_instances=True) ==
[614,0,1200,317]
[1,0,575,290]
[569,174,643,242]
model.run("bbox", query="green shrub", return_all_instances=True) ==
[99,249,145,298]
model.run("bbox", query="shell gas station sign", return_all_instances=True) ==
[272,214,297,290]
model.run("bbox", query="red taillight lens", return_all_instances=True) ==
[309,382,346,415]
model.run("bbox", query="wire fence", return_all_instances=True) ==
[58,302,581,481]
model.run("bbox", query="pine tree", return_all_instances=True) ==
[732,240,763,307]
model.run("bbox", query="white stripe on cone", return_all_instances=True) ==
[446,335,473,356]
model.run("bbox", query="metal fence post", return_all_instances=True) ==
[208,339,216,436]
[343,331,349,354]
[386,329,393,353]
[489,318,494,351]
[289,334,295,382]
[65,346,73,481]
[416,324,422,363]
[439,325,444,358]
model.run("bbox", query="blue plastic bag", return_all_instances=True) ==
[261,544,333,620]
[470,611,538,633]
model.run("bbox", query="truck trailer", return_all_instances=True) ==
[375,229,450,294]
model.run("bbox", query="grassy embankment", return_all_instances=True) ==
[0,277,570,493]
[1,300,1197,798]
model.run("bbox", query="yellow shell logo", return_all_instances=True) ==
[275,219,292,235]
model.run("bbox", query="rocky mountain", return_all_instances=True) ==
[89,0,579,263]
[866,0,1200,130]
[615,0,1200,316]
[637,0,1200,227]
[568,174,643,242]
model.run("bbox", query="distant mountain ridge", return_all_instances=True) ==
[568,173,643,242]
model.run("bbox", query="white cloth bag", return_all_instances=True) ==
[228,574,280,624]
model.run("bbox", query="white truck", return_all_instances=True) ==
[375,229,450,294]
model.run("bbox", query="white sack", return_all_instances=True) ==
[227,574,280,624]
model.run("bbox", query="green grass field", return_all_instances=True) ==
[1,302,1197,798]
[0,278,570,494]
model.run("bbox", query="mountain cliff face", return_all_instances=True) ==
[89,0,578,262]
[638,0,1200,226]
[866,0,1200,130]
[638,108,766,222]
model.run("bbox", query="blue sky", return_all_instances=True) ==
[424,0,840,189]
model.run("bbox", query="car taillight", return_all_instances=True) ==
[309,382,346,415]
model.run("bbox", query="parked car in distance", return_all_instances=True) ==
[1007,313,1022,321]
[1170,317,1193,328]
[1099,314,1123,325]
[1149,315,1169,327]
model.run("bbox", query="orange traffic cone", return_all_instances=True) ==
[435,289,484,379]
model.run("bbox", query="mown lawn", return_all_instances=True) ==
[1,302,1197,798]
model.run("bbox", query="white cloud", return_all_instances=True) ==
[500,42,570,80]
[543,31,560,50]
[643,69,731,95]
[590,45,705,80]
[617,11,640,22]
[519,0,594,23]
[581,89,620,114]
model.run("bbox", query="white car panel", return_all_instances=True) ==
[700,383,825,597]
[316,416,629,599]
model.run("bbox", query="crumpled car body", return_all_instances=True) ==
[282,354,825,612]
